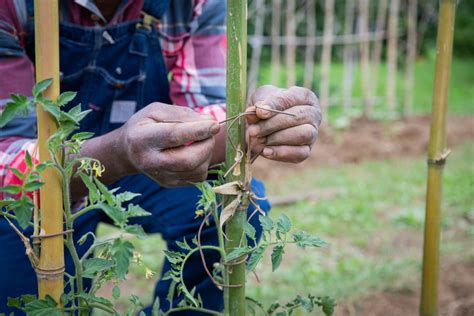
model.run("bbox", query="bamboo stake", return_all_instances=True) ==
[343,0,356,114]
[303,0,316,89]
[248,0,265,96]
[320,0,335,117]
[285,0,296,87]
[224,0,248,315]
[34,0,64,302]
[420,1,457,316]
[403,0,418,117]
[386,0,400,112]
[371,0,388,103]
[358,0,372,116]
[270,0,281,85]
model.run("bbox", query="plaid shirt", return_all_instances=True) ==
[0,0,227,197]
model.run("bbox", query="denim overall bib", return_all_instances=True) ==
[0,1,270,314]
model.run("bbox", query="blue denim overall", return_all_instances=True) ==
[0,1,270,314]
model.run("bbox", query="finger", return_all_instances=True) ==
[141,120,220,148]
[245,105,260,124]
[249,85,283,106]
[257,86,318,119]
[159,137,215,172]
[264,124,318,147]
[261,145,311,163]
[148,102,215,123]
[247,105,320,138]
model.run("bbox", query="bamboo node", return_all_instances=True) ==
[35,266,65,280]
[428,149,451,165]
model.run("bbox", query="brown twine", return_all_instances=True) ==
[31,229,74,240]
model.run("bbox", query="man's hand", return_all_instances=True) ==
[118,103,220,187]
[246,85,322,163]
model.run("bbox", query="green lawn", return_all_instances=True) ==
[96,141,474,314]
[257,56,474,122]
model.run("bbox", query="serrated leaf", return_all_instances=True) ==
[116,192,141,204]
[57,91,77,107]
[21,294,37,304]
[13,197,33,229]
[259,215,274,231]
[0,185,21,194]
[243,221,257,241]
[112,285,121,300]
[36,161,54,172]
[71,131,94,141]
[292,231,327,249]
[23,181,44,192]
[124,224,147,239]
[25,151,33,169]
[277,214,292,234]
[76,293,114,308]
[32,79,52,98]
[83,258,114,278]
[226,247,251,262]
[127,204,151,218]
[9,167,25,180]
[100,204,126,226]
[78,173,98,204]
[271,245,284,272]
[319,296,336,316]
[6,297,21,308]
[0,102,20,128]
[112,238,134,279]
[23,295,60,316]
[40,99,60,119]
[247,244,266,272]
[176,238,191,251]
[94,178,114,205]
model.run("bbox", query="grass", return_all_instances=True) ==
[256,55,474,122]
[96,141,474,313]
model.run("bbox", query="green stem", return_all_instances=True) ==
[224,1,248,315]
[164,306,223,316]
[71,204,100,221]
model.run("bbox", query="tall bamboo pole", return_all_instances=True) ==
[303,0,316,89]
[34,0,64,301]
[224,0,248,315]
[420,1,457,316]
[285,0,296,87]
[270,0,281,86]
[371,0,388,100]
[386,0,399,112]
[403,0,418,117]
[248,0,265,96]
[343,0,356,114]
[320,0,335,118]
[358,0,372,116]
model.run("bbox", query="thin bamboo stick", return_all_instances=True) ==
[320,0,335,117]
[343,0,356,114]
[270,0,281,85]
[386,0,400,112]
[34,0,64,302]
[248,0,265,96]
[371,0,388,102]
[420,1,457,316]
[224,0,248,315]
[403,0,418,117]
[285,0,296,87]
[303,0,316,89]
[358,0,372,116]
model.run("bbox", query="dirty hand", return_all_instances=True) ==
[118,103,220,187]
[246,85,322,163]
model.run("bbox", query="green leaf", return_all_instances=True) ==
[226,247,252,262]
[116,192,141,204]
[112,285,121,300]
[247,244,266,272]
[124,224,147,239]
[25,151,33,169]
[23,181,44,192]
[9,167,25,180]
[112,238,134,279]
[94,178,114,205]
[23,295,61,316]
[176,238,191,251]
[32,79,53,98]
[78,173,98,204]
[39,99,60,119]
[36,161,54,172]
[319,296,336,316]
[127,204,151,218]
[259,215,274,231]
[6,297,21,308]
[271,245,284,272]
[76,293,114,308]
[277,214,292,234]
[83,258,114,278]
[57,91,77,107]
[71,131,94,141]
[100,204,126,226]
[243,221,256,241]
[292,231,327,249]
[21,294,37,305]
[0,185,21,194]
[13,197,33,229]
[0,102,20,128]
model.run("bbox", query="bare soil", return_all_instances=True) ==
[253,115,474,181]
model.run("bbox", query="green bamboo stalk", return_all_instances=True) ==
[420,1,457,316]
[224,1,248,315]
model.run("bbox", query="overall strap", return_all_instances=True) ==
[12,0,28,32]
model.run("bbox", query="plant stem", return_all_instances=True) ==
[420,1,457,316]
[224,1,248,315]
[164,306,223,316]
[71,204,100,221]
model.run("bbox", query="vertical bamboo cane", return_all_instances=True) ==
[225,1,248,315]
[371,0,388,103]
[358,0,372,117]
[343,0,356,114]
[285,0,296,87]
[248,0,265,96]
[420,1,457,316]
[386,0,400,112]
[320,0,335,118]
[34,0,64,301]
[271,0,281,86]
[303,0,316,89]
[403,0,418,117]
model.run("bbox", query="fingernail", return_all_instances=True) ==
[263,147,273,157]
[210,124,220,135]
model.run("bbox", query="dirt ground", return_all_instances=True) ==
[253,115,474,181]
[254,114,474,316]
